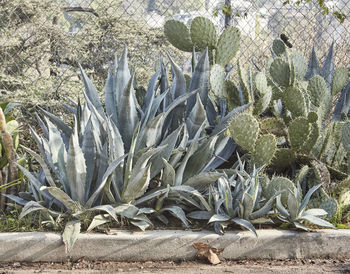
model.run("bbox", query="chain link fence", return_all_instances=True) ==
[1,0,350,105]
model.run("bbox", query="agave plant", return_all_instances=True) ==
[276,183,335,230]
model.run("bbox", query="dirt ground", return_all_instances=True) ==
[1,258,350,274]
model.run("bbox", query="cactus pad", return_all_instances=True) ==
[253,86,272,116]
[319,198,338,218]
[226,80,241,109]
[307,75,328,107]
[216,26,241,66]
[260,118,286,136]
[301,122,319,154]
[271,148,296,169]
[283,86,307,117]
[266,176,295,205]
[332,67,348,96]
[288,117,310,151]
[164,20,193,52]
[342,121,350,152]
[292,53,307,80]
[210,64,226,97]
[269,58,291,87]
[272,39,286,56]
[190,16,217,50]
[228,113,259,152]
[252,134,277,168]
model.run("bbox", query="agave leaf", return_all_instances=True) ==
[242,192,254,220]
[114,203,139,218]
[208,213,231,223]
[136,114,164,150]
[302,208,327,217]
[81,119,97,201]
[299,183,323,213]
[203,137,236,171]
[132,146,165,176]
[105,71,117,124]
[160,206,189,227]
[134,187,170,206]
[185,48,210,118]
[85,154,127,208]
[18,201,48,219]
[250,191,283,220]
[66,119,86,205]
[123,124,140,187]
[160,60,170,111]
[150,127,182,178]
[17,165,54,203]
[114,46,131,106]
[21,146,56,187]
[231,218,257,237]
[172,185,212,212]
[34,113,49,139]
[183,172,223,189]
[143,69,161,113]
[62,220,81,253]
[117,73,138,150]
[305,45,320,81]
[276,195,290,218]
[61,102,77,115]
[321,42,335,88]
[298,215,335,228]
[122,165,151,203]
[3,194,30,206]
[186,93,207,139]
[78,65,104,117]
[45,118,66,164]
[130,220,150,231]
[57,144,70,195]
[87,205,118,222]
[39,107,72,139]
[87,214,110,232]
[167,50,186,99]
[162,158,176,186]
[42,186,82,213]
[183,136,218,181]
[187,211,212,220]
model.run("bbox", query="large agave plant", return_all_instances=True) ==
[5,46,251,251]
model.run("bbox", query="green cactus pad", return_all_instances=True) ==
[288,117,310,151]
[253,86,272,116]
[254,71,268,95]
[237,61,252,103]
[307,75,328,107]
[266,176,295,205]
[228,113,259,152]
[190,16,217,50]
[307,111,318,123]
[252,134,277,168]
[332,67,348,96]
[295,165,310,186]
[339,190,350,207]
[271,148,296,169]
[283,86,307,117]
[226,80,241,109]
[164,20,193,52]
[270,58,290,87]
[342,121,350,152]
[272,39,286,56]
[301,122,319,154]
[292,53,307,80]
[210,64,226,98]
[216,26,241,66]
[319,198,338,218]
[260,118,286,136]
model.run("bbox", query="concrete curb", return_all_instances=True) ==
[0,229,349,262]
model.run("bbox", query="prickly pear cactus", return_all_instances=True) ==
[210,64,226,97]
[272,39,286,56]
[266,176,295,205]
[319,198,338,218]
[283,86,307,117]
[252,134,277,168]
[228,113,259,152]
[215,26,241,66]
[269,58,291,87]
[260,118,286,136]
[291,53,307,80]
[288,117,310,152]
[331,67,348,97]
[190,16,217,50]
[271,148,296,169]
[307,75,328,107]
[164,20,193,52]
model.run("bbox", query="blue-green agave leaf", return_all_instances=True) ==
[305,45,320,81]
[160,206,189,227]
[231,217,258,237]
[62,220,81,253]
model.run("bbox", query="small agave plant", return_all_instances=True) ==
[276,183,335,230]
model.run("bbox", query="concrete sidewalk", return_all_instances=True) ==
[0,229,349,262]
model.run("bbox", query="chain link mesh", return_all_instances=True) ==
[0,0,349,103]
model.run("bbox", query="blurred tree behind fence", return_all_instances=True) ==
[0,0,349,105]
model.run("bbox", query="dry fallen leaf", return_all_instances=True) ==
[193,242,224,265]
